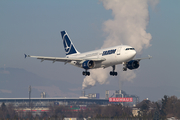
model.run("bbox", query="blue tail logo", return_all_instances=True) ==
[61,31,79,55]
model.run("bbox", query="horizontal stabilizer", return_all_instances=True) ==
[24,54,30,58]
[133,55,152,61]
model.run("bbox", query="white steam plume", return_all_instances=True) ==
[82,0,159,90]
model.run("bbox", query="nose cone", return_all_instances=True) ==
[132,50,136,57]
[129,50,136,59]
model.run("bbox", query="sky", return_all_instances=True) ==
[0,0,180,101]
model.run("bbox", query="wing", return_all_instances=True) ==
[24,54,105,63]
[133,55,152,61]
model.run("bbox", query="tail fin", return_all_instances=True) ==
[61,31,80,55]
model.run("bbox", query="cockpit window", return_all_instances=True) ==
[125,48,135,50]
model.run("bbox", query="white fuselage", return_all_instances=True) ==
[67,45,136,69]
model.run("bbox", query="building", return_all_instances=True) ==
[0,97,109,107]
[41,92,46,98]
[106,90,139,106]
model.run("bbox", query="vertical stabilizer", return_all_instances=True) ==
[61,31,80,55]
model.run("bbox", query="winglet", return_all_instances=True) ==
[148,55,152,59]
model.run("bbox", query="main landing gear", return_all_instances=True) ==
[82,65,120,76]
[110,65,118,76]
[82,70,90,76]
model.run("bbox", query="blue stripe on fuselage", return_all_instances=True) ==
[102,49,116,56]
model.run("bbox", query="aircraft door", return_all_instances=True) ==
[116,47,121,55]
[116,47,122,63]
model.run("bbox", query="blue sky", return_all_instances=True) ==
[0,0,180,101]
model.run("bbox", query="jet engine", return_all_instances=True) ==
[127,60,139,70]
[82,60,95,69]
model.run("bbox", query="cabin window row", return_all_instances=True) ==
[125,48,135,50]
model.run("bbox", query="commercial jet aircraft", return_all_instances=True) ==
[25,31,152,76]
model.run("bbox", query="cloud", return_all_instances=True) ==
[82,0,159,90]
[69,87,82,92]
[0,70,10,74]
[82,68,109,89]
[0,89,12,94]
[33,86,79,97]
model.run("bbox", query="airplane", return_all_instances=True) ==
[25,31,152,76]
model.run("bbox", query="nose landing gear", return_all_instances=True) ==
[123,62,127,71]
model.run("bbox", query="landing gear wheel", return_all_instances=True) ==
[87,72,90,76]
[82,71,85,75]
[114,72,117,76]
[123,67,127,71]
[110,71,113,76]
[82,71,90,76]
[110,71,118,76]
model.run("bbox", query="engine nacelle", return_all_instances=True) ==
[127,60,139,70]
[82,60,95,69]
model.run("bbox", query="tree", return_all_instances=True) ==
[153,108,160,120]
[0,102,8,119]
[7,103,16,119]
[1,103,6,110]
[161,95,168,119]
